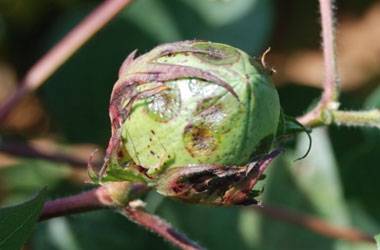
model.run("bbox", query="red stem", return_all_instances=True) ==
[39,187,375,245]
[122,207,204,250]
[0,141,98,168]
[298,0,339,126]
[39,186,112,221]
[254,205,375,244]
[319,0,339,104]
[40,186,204,250]
[0,0,133,123]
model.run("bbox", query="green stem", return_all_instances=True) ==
[331,109,380,128]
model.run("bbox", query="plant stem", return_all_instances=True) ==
[319,0,339,103]
[121,207,205,250]
[0,141,98,168]
[39,186,375,245]
[0,0,133,123]
[254,205,375,244]
[332,110,380,128]
[298,0,340,127]
[39,186,204,250]
[39,186,113,221]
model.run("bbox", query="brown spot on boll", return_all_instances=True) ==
[183,124,217,157]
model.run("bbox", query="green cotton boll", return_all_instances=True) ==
[111,41,280,176]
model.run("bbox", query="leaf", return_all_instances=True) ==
[363,84,380,143]
[375,234,380,250]
[34,218,81,250]
[123,0,181,42]
[289,128,375,250]
[180,0,274,52]
[292,128,350,226]
[98,162,147,183]
[0,189,47,250]
[181,0,259,27]
[0,160,71,205]
[258,157,335,250]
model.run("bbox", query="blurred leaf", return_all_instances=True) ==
[334,86,380,221]
[258,157,334,250]
[363,85,380,143]
[376,234,380,250]
[238,208,261,249]
[0,188,46,250]
[162,0,274,53]
[181,0,258,27]
[365,86,380,109]
[292,128,350,226]
[123,0,181,42]
[348,202,380,235]
[0,160,71,205]
[288,128,376,250]
[34,217,81,250]
[157,200,251,250]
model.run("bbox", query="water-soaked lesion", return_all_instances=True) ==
[183,123,218,157]
[144,82,181,122]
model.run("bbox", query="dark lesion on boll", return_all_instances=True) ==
[157,149,282,206]
[165,164,261,205]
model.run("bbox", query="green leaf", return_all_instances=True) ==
[35,218,81,250]
[258,157,335,250]
[123,0,181,42]
[292,128,350,226]
[0,160,71,205]
[180,0,274,52]
[375,234,380,250]
[181,0,259,27]
[98,162,147,183]
[0,189,47,250]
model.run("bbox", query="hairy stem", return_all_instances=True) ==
[121,207,205,250]
[0,0,133,122]
[298,0,339,127]
[254,205,375,244]
[331,109,380,128]
[319,0,339,103]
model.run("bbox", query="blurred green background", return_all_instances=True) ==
[0,0,380,249]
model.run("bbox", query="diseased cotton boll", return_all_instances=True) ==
[96,41,284,206]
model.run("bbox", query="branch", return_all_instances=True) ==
[121,207,205,250]
[39,186,113,221]
[39,186,204,250]
[298,0,340,127]
[331,109,380,128]
[254,205,375,244]
[0,0,134,123]
[0,141,100,168]
[39,185,375,245]
[318,0,339,104]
